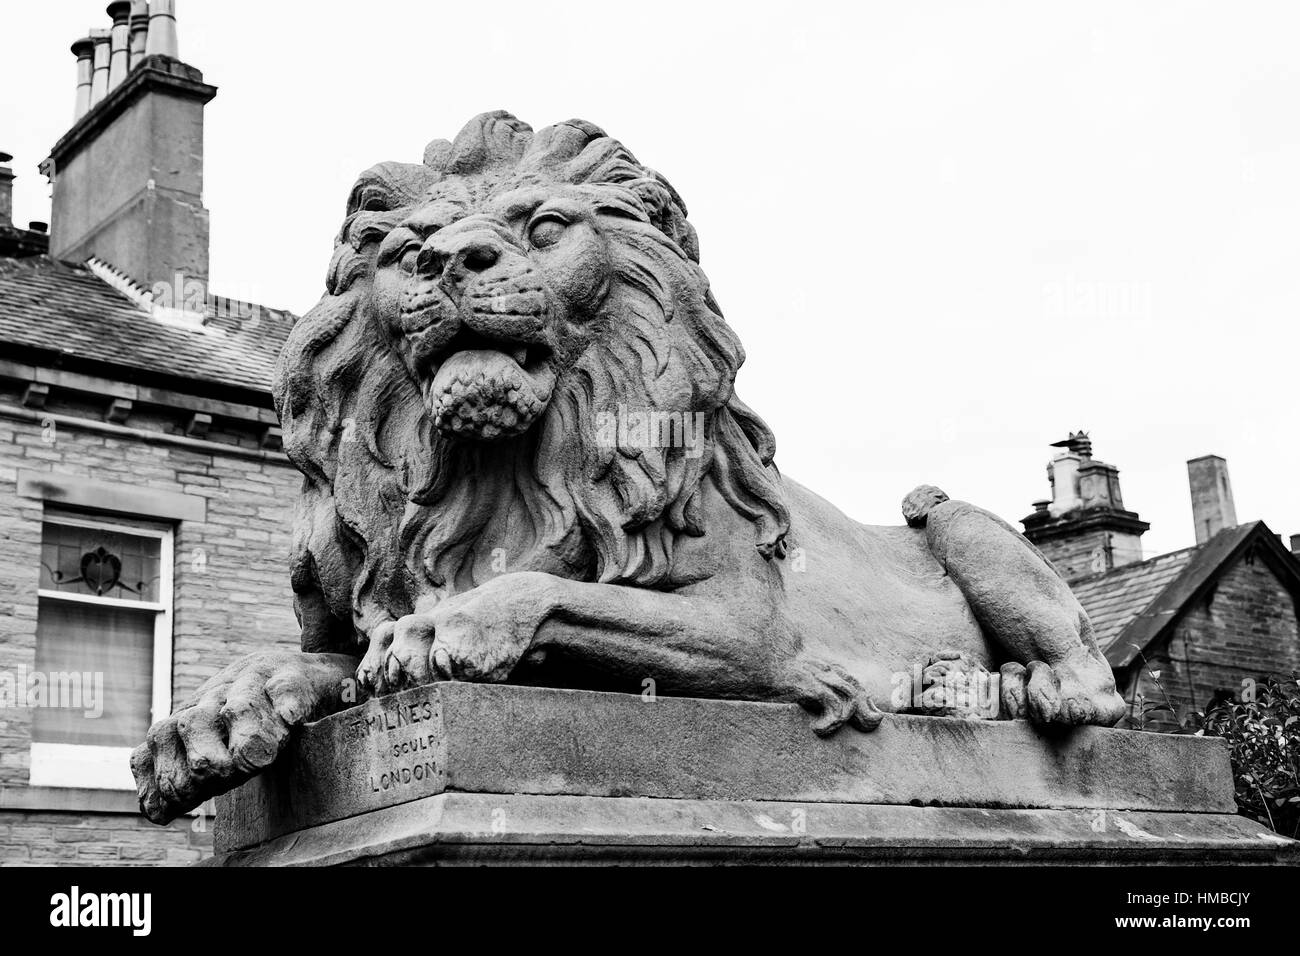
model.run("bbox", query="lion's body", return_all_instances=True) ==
[130,111,1131,827]
[269,109,1123,726]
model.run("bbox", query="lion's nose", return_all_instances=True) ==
[417,234,504,285]
[460,242,499,273]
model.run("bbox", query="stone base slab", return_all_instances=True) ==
[204,792,1296,866]
[210,682,1297,865]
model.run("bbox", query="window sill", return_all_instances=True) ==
[0,785,142,815]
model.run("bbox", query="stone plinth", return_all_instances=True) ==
[207,683,1297,866]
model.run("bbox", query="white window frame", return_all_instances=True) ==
[29,511,174,791]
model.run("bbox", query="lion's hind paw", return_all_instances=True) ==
[1003,651,1126,728]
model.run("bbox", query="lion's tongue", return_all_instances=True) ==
[427,349,556,440]
[430,349,511,394]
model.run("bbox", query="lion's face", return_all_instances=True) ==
[371,185,615,441]
[276,111,792,641]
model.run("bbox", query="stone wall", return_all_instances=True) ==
[1120,551,1300,730]
[1035,527,1113,580]
[0,394,302,865]
[0,809,208,865]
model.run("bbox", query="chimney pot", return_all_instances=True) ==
[145,0,179,60]
[1187,455,1238,545]
[71,36,97,120]
[107,2,132,93]
[89,29,112,107]
[129,2,150,69]
[1290,534,1300,556]
[1050,430,1093,460]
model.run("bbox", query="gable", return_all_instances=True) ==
[1077,522,1300,671]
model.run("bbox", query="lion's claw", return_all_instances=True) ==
[1001,650,1125,727]
[999,662,1028,719]
[785,655,883,736]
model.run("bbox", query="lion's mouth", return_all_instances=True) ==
[425,327,557,441]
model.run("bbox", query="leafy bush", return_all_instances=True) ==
[1121,651,1298,837]
[1197,677,1300,839]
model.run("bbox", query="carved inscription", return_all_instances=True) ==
[344,695,443,796]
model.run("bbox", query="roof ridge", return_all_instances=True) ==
[84,256,211,329]
[83,256,155,311]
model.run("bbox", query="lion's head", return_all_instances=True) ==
[273,111,790,653]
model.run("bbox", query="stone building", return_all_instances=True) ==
[1022,434,1300,730]
[0,3,298,865]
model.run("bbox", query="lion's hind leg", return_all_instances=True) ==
[903,486,1126,728]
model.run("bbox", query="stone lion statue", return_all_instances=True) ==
[132,112,1125,824]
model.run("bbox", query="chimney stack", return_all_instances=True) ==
[145,0,179,60]
[1290,534,1300,557]
[1021,432,1149,580]
[0,152,13,228]
[72,37,96,121]
[89,30,111,107]
[0,155,52,259]
[1187,456,1237,545]
[46,0,215,310]
[107,2,132,92]
[129,2,150,69]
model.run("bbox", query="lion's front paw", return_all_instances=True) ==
[783,655,884,736]
[374,574,554,690]
[131,651,358,825]
[1001,650,1126,727]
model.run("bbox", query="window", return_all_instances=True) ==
[30,513,173,790]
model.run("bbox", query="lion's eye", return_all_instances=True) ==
[398,242,422,274]
[528,216,568,250]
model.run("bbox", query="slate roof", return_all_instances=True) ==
[1071,546,1198,655]
[0,256,296,395]
[1069,522,1300,670]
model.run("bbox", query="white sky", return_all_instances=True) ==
[4,1,1299,558]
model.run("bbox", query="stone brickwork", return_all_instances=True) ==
[1033,523,1115,580]
[0,809,209,865]
[0,396,301,865]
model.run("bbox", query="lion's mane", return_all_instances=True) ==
[272,112,790,654]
